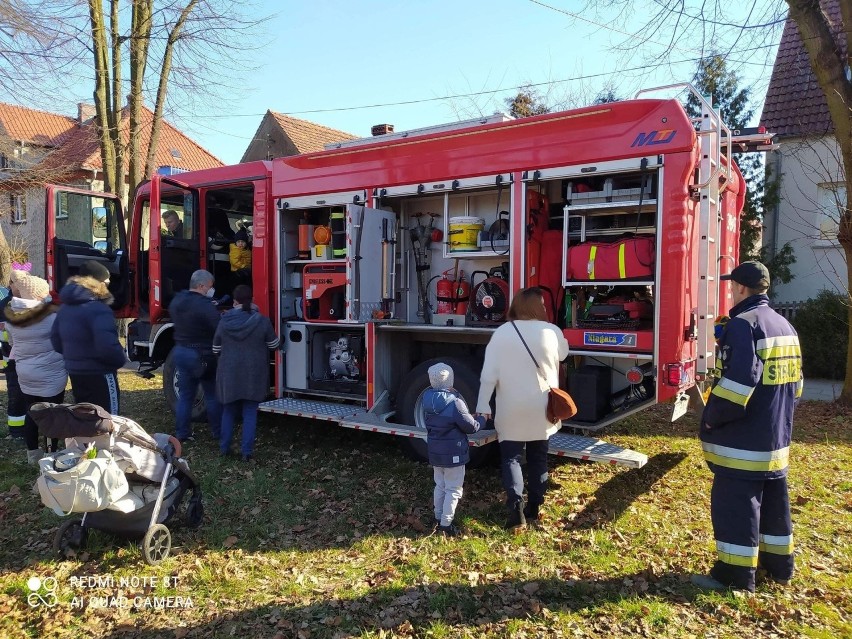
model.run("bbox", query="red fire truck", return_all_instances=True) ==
[45,84,762,468]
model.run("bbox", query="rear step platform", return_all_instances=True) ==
[259,398,497,446]
[259,397,360,422]
[260,398,645,465]
[549,432,647,468]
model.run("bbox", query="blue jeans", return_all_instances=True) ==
[173,345,222,440]
[499,439,550,509]
[220,399,260,457]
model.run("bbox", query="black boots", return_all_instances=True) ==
[523,502,541,527]
[505,498,526,531]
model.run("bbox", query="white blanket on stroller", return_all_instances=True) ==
[64,415,169,482]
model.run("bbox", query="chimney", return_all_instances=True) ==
[371,124,394,136]
[78,103,96,124]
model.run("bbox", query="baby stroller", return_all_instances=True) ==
[29,402,203,565]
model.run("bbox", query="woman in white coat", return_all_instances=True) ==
[476,287,569,530]
[4,271,67,463]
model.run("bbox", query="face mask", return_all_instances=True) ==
[205,287,216,298]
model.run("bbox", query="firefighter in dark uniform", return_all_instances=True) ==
[692,261,803,592]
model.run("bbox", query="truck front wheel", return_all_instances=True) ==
[162,349,207,423]
[397,357,495,468]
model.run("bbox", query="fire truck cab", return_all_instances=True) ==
[45,84,753,469]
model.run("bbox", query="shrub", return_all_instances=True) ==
[791,290,849,380]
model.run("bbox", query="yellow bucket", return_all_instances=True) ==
[448,216,484,252]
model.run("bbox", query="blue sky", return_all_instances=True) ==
[47,0,784,165]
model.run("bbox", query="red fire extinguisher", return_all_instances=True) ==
[436,269,470,315]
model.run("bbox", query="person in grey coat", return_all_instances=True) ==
[212,285,279,461]
[4,271,67,463]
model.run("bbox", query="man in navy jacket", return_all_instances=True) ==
[168,269,222,443]
[51,260,126,414]
[692,261,803,592]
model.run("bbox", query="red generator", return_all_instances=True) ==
[303,264,346,322]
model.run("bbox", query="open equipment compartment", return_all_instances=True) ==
[374,176,513,327]
[521,163,661,432]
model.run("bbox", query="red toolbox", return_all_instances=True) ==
[566,236,655,281]
[303,264,346,322]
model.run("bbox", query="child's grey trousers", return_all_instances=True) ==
[433,465,466,526]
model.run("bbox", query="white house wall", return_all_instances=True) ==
[0,178,108,281]
[0,188,45,277]
[765,135,848,303]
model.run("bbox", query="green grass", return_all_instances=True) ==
[0,369,850,638]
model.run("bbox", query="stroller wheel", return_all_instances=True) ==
[141,524,171,565]
[54,518,87,558]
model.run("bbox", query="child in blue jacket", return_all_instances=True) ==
[424,362,484,537]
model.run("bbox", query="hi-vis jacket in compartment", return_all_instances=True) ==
[700,294,803,480]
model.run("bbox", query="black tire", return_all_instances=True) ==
[54,518,87,558]
[162,349,207,423]
[396,356,495,468]
[141,524,171,565]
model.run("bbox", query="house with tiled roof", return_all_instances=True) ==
[0,101,223,276]
[241,111,357,162]
[759,0,847,303]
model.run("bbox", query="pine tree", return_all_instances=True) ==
[505,86,550,118]
[686,55,795,293]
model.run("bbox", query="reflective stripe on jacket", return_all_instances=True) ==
[700,294,802,479]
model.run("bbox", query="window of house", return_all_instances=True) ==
[816,183,845,246]
[57,192,69,219]
[10,194,26,223]
[0,154,8,169]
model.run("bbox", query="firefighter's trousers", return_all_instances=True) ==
[709,474,794,591]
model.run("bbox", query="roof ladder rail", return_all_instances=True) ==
[696,95,724,376]
[632,83,734,375]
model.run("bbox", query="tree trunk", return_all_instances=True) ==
[88,0,117,194]
[108,0,124,200]
[145,0,199,178]
[843,242,852,403]
[0,225,11,288]
[787,0,852,404]
[127,0,153,199]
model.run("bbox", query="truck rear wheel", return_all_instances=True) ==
[162,349,207,423]
[397,357,495,468]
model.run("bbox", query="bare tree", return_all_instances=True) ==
[84,0,267,199]
[0,2,81,284]
[0,1,84,98]
[3,0,267,200]
[579,0,852,402]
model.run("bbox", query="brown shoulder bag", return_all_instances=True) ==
[511,321,578,424]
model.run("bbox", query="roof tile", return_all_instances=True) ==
[269,112,357,153]
[760,0,843,138]
[0,102,77,147]
[1,102,222,173]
